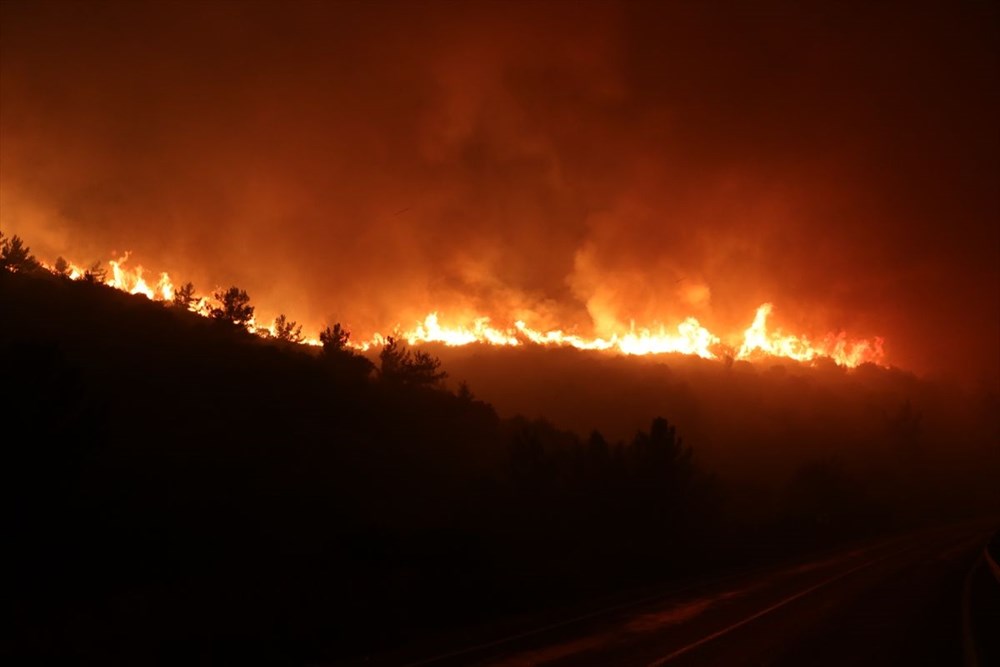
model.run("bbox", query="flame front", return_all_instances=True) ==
[107,253,175,301]
[378,307,882,367]
[36,251,886,368]
[737,303,884,366]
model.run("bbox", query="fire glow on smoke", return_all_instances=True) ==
[40,252,885,368]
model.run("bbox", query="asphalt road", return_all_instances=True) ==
[395,519,999,667]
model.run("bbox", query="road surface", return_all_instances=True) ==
[388,519,999,667]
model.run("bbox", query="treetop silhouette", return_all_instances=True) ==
[379,335,447,386]
[211,286,254,327]
[173,282,198,310]
[273,314,303,343]
[320,323,352,354]
[0,232,40,273]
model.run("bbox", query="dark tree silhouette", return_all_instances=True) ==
[647,417,692,477]
[586,430,612,469]
[54,257,70,276]
[319,323,350,353]
[173,281,198,310]
[273,314,303,343]
[83,261,107,283]
[408,349,447,385]
[378,336,407,381]
[318,323,374,380]
[456,380,475,401]
[0,233,40,273]
[211,286,254,327]
[379,336,447,386]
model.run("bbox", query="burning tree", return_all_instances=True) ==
[211,286,254,327]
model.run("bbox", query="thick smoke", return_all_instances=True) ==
[1,1,997,385]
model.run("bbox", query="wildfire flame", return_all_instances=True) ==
[108,253,174,301]
[36,252,885,368]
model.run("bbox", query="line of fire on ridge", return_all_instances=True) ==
[37,252,885,368]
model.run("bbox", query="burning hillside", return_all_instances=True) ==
[8,239,885,368]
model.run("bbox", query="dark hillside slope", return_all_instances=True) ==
[4,269,997,664]
[2,271,728,663]
[2,271,520,662]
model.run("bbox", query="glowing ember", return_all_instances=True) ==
[33,251,886,368]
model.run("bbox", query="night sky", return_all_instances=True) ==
[1,1,997,384]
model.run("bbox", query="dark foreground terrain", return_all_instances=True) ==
[3,268,998,665]
[380,520,1000,666]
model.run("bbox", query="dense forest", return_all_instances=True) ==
[3,235,997,664]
